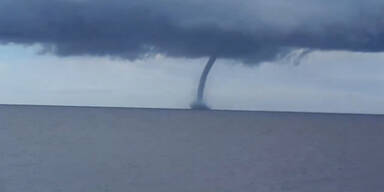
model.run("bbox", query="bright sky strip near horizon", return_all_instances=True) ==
[1,44,384,114]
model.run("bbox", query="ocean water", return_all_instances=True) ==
[1,104,383,192]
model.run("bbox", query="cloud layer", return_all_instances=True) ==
[1,0,383,63]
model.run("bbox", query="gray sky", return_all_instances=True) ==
[1,0,384,114]
[1,44,383,114]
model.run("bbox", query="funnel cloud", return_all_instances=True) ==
[1,0,384,64]
[191,56,216,110]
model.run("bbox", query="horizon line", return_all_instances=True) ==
[1,103,383,116]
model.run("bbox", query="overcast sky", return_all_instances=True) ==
[1,44,383,114]
[1,0,384,114]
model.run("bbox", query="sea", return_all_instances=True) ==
[1,104,383,192]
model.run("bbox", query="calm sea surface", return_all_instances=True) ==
[1,104,383,192]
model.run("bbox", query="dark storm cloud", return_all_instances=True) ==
[0,0,384,63]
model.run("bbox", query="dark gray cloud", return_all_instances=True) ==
[0,0,384,63]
